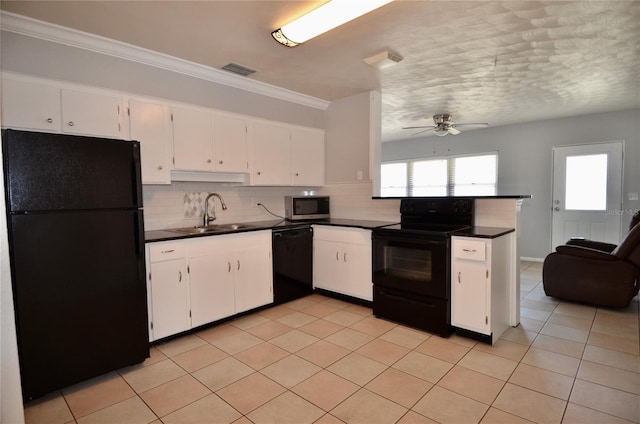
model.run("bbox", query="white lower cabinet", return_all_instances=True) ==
[313,226,372,301]
[146,230,273,341]
[451,235,511,344]
[147,242,190,341]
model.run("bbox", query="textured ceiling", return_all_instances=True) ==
[2,0,638,142]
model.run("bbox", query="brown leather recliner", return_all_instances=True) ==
[542,213,640,308]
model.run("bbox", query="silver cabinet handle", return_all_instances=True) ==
[257,171,261,175]
[336,251,339,261]
[161,249,175,254]
[228,262,231,272]
[46,118,53,123]
[67,121,74,126]
[178,270,182,282]
[458,272,461,283]
[207,159,212,163]
[462,248,476,253]
[237,260,240,271]
[219,160,223,164]
[343,252,347,262]
[157,165,163,170]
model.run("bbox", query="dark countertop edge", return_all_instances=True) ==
[371,195,532,200]
[145,218,399,243]
[451,226,516,239]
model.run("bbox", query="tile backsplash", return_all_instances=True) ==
[142,181,400,231]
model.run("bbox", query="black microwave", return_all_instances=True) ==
[284,196,330,221]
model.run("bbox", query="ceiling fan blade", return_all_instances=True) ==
[447,127,462,135]
[410,128,434,136]
[452,123,489,128]
[402,125,436,130]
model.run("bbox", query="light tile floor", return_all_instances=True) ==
[25,261,640,424]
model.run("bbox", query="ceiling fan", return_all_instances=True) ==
[403,114,489,137]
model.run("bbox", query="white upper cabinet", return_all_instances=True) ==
[250,121,325,186]
[129,98,172,184]
[291,127,324,186]
[250,120,292,186]
[2,74,324,187]
[1,76,125,139]
[1,77,61,132]
[212,113,248,173]
[60,89,124,138]
[171,105,215,172]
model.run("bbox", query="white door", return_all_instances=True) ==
[551,142,623,250]
[213,114,248,173]
[149,259,190,340]
[250,121,291,185]
[129,99,171,184]
[291,128,325,186]
[234,232,273,313]
[172,105,214,171]
[61,89,123,138]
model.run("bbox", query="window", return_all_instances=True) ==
[381,153,498,196]
[565,153,608,210]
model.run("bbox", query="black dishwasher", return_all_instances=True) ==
[272,226,313,304]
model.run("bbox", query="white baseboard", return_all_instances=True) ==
[521,257,545,263]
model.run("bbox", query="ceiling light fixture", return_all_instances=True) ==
[434,129,450,137]
[272,0,394,47]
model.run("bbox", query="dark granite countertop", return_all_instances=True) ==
[451,226,515,239]
[145,218,399,243]
[372,195,532,200]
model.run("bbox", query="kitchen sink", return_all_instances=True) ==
[168,223,257,235]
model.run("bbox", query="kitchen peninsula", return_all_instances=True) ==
[373,195,531,327]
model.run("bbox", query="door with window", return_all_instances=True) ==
[551,142,623,250]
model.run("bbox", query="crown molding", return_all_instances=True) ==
[0,11,330,110]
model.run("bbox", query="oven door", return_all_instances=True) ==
[372,231,450,299]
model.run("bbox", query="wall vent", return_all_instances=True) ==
[221,63,256,77]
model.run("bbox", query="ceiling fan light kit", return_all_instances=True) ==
[272,0,394,47]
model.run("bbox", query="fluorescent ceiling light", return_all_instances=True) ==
[272,0,394,47]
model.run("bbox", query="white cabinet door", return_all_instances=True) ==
[234,231,273,313]
[313,226,372,301]
[129,99,171,184]
[451,259,489,334]
[291,128,324,186]
[213,113,248,173]
[250,121,291,185]
[344,243,373,301]
[149,259,190,341]
[1,77,61,132]
[189,253,235,327]
[172,105,215,171]
[313,239,342,293]
[61,89,123,138]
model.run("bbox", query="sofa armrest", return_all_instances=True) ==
[555,245,618,261]
[566,238,617,252]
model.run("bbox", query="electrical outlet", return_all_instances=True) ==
[357,170,363,181]
[629,192,638,201]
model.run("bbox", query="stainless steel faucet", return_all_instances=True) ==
[203,193,227,226]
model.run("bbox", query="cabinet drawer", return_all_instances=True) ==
[313,225,370,245]
[452,238,486,261]
[148,241,185,262]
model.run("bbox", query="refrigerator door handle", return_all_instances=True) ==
[134,211,145,282]
[132,142,143,206]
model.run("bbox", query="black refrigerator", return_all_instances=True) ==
[2,129,149,400]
